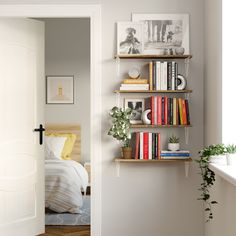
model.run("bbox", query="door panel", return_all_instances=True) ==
[0,18,45,236]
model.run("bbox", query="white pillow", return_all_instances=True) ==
[45,136,67,160]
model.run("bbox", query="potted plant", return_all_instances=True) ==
[108,106,133,159]
[207,144,226,165]
[168,134,180,151]
[226,144,236,165]
[196,144,226,222]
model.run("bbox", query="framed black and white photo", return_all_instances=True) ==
[117,22,144,55]
[46,76,74,104]
[124,98,144,124]
[132,14,190,55]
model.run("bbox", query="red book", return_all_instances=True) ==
[157,96,162,125]
[135,132,140,159]
[143,132,149,160]
[151,96,154,125]
[185,100,191,125]
[182,99,187,125]
[176,99,179,125]
[157,133,161,160]
[164,96,168,125]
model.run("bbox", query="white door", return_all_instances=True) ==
[0,18,45,236]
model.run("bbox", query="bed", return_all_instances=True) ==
[44,124,88,214]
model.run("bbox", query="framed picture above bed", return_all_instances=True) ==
[46,75,74,104]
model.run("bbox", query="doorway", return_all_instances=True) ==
[0,5,102,236]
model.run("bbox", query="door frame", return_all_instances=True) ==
[0,5,102,236]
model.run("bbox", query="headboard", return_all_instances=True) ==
[45,124,81,162]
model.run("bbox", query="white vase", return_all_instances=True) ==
[168,143,180,151]
[226,153,236,166]
[209,155,226,165]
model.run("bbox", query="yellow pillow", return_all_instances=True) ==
[45,132,77,160]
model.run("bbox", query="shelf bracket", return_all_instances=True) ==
[184,57,190,78]
[184,93,190,100]
[184,127,189,145]
[184,161,190,178]
[115,160,120,177]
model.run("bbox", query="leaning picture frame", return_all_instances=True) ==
[46,75,74,104]
[124,98,145,124]
[132,13,190,55]
[117,21,144,55]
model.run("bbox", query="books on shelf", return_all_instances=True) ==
[120,83,149,91]
[149,60,179,91]
[134,132,161,160]
[123,79,148,84]
[150,96,190,125]
[160,150,190,159]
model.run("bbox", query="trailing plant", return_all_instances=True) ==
[168,134,179,143]
[196,144,226,222]
[226,144,236,154]
[108,106,132,148]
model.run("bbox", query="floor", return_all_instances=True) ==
[40,226,90,236]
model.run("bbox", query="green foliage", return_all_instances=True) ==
[226,144,236,154]
[197,144,226,222]
[168,134,179,143]
[108,106,132,147]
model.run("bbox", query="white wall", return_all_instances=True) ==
[0,1,206,236]
[43,18,91,163]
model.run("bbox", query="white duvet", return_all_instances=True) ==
[45,159,88,213]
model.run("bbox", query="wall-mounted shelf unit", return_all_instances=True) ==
[115,54,193,59]
[131,124,192,128]
[115,158,192,178]
[114,90,193,94]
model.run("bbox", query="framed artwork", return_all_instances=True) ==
[132,14,190,55]
[124,98,145,124]
[46,76,74,104]
[117,21,144,55]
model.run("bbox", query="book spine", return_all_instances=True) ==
[153,61,156,90]
[152,133,155,159]
[185,100,191,125]
[163,61,168,90]
[182,99,187,125]
[149,61,153,91]
[143,132,149,160]
[164,96,168,125]
[155,133,158,160]
[173,98,177,125]
[157,133,161,160]
[135,132,140,159]
[123,79,148,84]
[178,98,183,125]
[156,61,161,90]
[161,153,190,157]
[160,62,164,90]
[151,96,154,125]
[167,98,171,125]
[171,61,175,90]
[154,96,157,125]
[176,99,179,125]
[148,133,152,160]
[167,62,172,90]
[170,98,173,125]
[157,96,162,125]
[161,97,165,125]
[161,156,190,160]
[139,132,143,160]
[175,62,178,89]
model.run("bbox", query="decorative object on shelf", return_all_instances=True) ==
[117,22,143,55]
[141,109,151,125]
[226,144,236,165]
[46,75,74,104]
[108,106,133,159]
[132,14,190,55]
[168,134,180,151]
[175,47,185,55]
[196,144,226,222]
[124,98,144,124]
[128,67,141,79]
[177,74,187,90]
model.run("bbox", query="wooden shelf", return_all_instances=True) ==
[115,54,192,59]
[131,124,192,128]
[115,158,192,163]
[114,90,192,94]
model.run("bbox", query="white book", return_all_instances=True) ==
[161,150,190,154]
[161,156,190,160]
[139,132,143,160]
[162,61,168,90]
[171,61,176,90]
[120,84,149,87]
[155,61,161,90]
[148,133,152,160]
[120,86,149,91]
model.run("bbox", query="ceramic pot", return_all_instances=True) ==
[226,153,236,166]
[168,143,180,151]
[175,47,185,55]
[122,147,132,159]
[209,155,226,165]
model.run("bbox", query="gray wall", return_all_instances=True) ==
[2,1,206,236]
[43,18,90,163]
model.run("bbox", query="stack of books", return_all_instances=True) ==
[150,96,190,125]
[160,150,190,159]
[120,78,149,91]
[134,132,161,160]
[149,61,178,91]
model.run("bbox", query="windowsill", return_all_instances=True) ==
[209,163,236,186]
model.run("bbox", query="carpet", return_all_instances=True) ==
[45,196,90,225]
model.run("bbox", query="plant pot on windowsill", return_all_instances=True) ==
[122,147,132,159]
[209,155,226,165]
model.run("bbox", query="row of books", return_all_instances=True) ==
[133,132,190,160]
[150,96,190,125]
[120,79,149,90]
[149,61,178,91]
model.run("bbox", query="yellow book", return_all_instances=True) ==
[149,61,153,90]
[123,79,148,84]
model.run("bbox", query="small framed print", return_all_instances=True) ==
[125,98,145,124]
[46,76,74,104]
